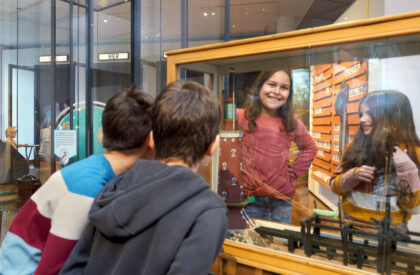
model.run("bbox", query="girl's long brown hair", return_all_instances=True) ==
[242,68,296,133]
[340,90,420,171]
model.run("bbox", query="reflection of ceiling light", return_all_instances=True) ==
[232,25,236,28]
[244,11,248,15]
[211,12,215,16]
[155,33,160,38]
[344,17,348,20]
[262,8,266,12]
[203,12,208,16]
[103,19,108,23]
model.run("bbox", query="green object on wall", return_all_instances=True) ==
[56,101,106,163]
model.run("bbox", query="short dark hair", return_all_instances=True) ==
[102,85,154,151]
[152,80,221,166]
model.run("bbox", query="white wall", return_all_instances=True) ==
[368,55,420,233]
[384,0,420,15]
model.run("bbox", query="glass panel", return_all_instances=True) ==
[188,0,225,47]
[179,32,420,273]
[92,1,131,155]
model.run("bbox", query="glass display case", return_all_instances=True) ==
[166,11,420,275]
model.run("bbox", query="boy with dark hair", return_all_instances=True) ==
[0,86,154,275]
[60,80,228,275]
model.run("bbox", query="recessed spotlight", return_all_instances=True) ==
[232,25,236,28]
[203,12,208,16]
[211,12,215,16]
[344,17,348,20]
[262,8,266,12]
[103,19,108,23]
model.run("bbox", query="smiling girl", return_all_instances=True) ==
[237,68,316,224]
[330,90,420,227]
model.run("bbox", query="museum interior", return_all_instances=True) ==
[2,0,420,274]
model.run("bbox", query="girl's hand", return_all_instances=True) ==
[393,146,411,165]
[353,165,376,183]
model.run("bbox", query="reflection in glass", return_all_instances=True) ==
[330,90,420,228]
[237,69,316,224]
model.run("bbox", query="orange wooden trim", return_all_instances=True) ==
[312,173,331,190]
[312,116,332,126]
[219,240,372,275]
[313,70,333,85]
[312,125,332,134]
[313,64,333,76]
[313,97,333,109]
[313,87,332,101]
[313,158,331,171]
[313,79,332,91]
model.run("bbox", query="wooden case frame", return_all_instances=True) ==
[165,11,420,275]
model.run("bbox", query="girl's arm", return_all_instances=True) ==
[291,119,317,178]
[393,146,420,210]
[330,165,375,195]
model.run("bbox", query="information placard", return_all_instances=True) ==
[54,130,77,166]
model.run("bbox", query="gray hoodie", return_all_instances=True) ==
[60,159,228,275]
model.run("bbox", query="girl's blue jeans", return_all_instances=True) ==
[245,195,292,224]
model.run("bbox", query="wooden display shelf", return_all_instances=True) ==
[347,101,361,113]
[312,116,332,126]
[313,69,333,86]
[312,133,332,143]
[312,125,332,134]
[333,61,359,75]
[313,87,332,101]
[346,77,367,90]
[313,79,332,91]
[316,150,332,162]
[348,125,361,136]
[333,62,367,85]
[313,158,331,172]
[313,96,332,109]
[313,106,333,117]
[313,64,333,76]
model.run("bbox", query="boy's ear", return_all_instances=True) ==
[147,131,155,150]
[206,134,220,156]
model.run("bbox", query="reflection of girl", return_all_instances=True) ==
[237,69,317,224]
[331,90,420,227]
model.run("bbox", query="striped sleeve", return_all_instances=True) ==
[35,192,94,275]
[0,170,96,275]
[0,171,65,275]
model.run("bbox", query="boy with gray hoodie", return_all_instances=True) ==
[60,80,228,275]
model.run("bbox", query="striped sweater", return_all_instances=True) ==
[330,147,420,225]
[0,155,114,275]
